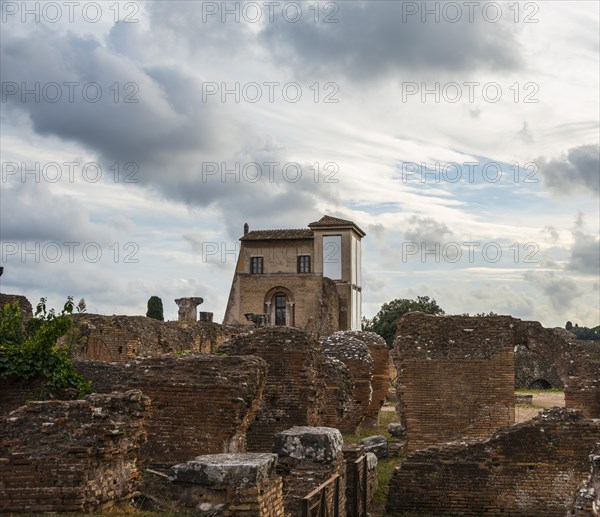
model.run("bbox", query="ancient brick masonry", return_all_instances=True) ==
[75,354,268,466]
[515,344,564,389]
[321,357,355,430]
[342,445,378,517]
[65,314,242,362]
[168,453,285,516]
[320,332,374,433]
[569,443,600,516]
[0,390,150,514]
[273,427,347,517]
[394,313,515,451]
[220,327,328,452]
[343,331,390,427]
[387,408,600,517]
[518,323,600,418]
[0,376,46,417]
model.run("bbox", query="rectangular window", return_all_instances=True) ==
[250,256,263,274]
[323,235,342,280]
[297,255,311,273]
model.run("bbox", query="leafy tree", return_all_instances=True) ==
[565,321,573,331]
[76,298,87,314]
[146,296,164,321]
[362,296,445,348]
[0,297,93,399]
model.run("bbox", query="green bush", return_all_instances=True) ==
[0,297,93,399]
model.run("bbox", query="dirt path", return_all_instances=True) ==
[515,391,564,423]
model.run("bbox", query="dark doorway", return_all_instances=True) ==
[275,294,286,326]
[528,378,552,390]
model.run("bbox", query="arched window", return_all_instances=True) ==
[264,286,294,327]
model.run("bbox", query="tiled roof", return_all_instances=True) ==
[241,229,314,241]
[308,215,366,236]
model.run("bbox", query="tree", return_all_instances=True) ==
[362,296,445,348]
[146,296,164,321]
[565,321,573,331]
[0,297,93,398]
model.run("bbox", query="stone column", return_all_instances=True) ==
[174,297,204,322]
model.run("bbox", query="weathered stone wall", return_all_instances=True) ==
[387,408,600,517]
[0,293,32,319]
[168,453,285,516]
[322,357,355,430]
[75,355,268,465]
[343,331,390,427]
[273,427,346,517]
[515,344,564,389]
[320,332,374,433]
[569,443,600,516]
[220,328,328,452]
[394,313,515,451]
[0,390,150,513]
[64,314,242,362]
[516,323,600,418]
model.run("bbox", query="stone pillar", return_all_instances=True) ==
[198,311,213,322]
[273,427,347,517]
[174,297,203,322]
[169,453,284,516]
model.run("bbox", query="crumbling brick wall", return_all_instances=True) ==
[0,293,33,320]
[320,332,374,433]
[0,390,150,513]
[75,354,268,465]
[343,445,378,516]
[0,376,46,417]
[387,408,600,517]
[64,314,242,362]
[517,323,600,418]
[343,331,390,427]
[515,344,564,389]
[220,327,328,452]
[569,443,600,516]
[394,313,515,451]
[322,357,355,430]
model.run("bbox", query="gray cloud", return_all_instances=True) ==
[260,1,522,81]
[538,144,600,195]
[523,271,583,312]
[567,229,600,276]
[404,216,453,245]
[1,27,339,237]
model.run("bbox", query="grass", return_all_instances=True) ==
[344,407,407,515]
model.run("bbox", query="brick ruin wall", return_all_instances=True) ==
[320,332,374,433]
[321,357,355,430]
[394,313,515,451]
[517,322,600,418]
[75,355,268,466]
[0,376,46,417]
[0,390,150,514]
[0,293,33,320]
[219,327,328,452]
[569,443,600,516]
[63,314,242,362]
[343,331,390,427]
[387,408,600,517]
[515,344,564,389]
[342,445,378,516]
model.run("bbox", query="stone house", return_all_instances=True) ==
[223,216,365,335]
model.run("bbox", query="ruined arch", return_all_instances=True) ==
[263,286,295,327]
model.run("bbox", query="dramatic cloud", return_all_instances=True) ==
[538,144,600,195]
[260,0,522,81]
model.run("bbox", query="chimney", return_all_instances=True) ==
[244,223,249,236]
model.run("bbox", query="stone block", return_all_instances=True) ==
[360,435,388,458]
[273,427,343,463]
[169,453,278,489]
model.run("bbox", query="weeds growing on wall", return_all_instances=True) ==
[0,296,93,399]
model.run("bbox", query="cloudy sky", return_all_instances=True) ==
[1,0,599,327]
